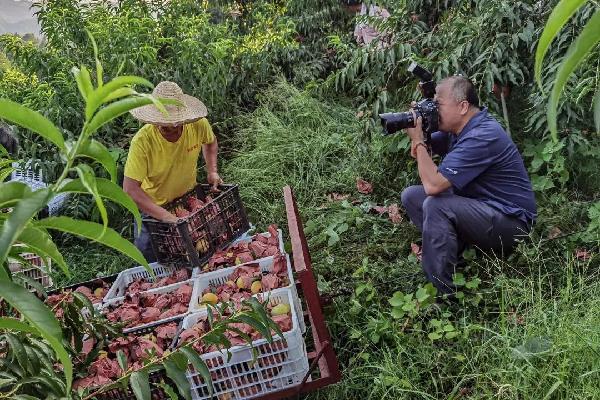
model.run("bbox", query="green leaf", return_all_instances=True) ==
[12,273,46,296]
[103,87,137,103]
[390,308,405,319]
[72,66,93,101]
[130,370,151,400]
[116,350,128,372]
[0,189,50,269]
[465,277,481,289]
[453,273,466,286]
[0,377,16,389]
[234,314,272,342]
[445,331,460,339]
[74,139,117,182]
[74,164,108,229]
[326,229,339,247]
[534,0,587,88]
[594,88,600,133]
[180,347,213,397]
[244,297,281,341]
[543,381,563,400]
[37,374,66,394]
[0,282,72,392]
[157,382,179,400]
[5,333,31,375]
[169,352,188,371]
[428,332,442,340]
[388,292,404,307]
[17,225,69,278]
[0,166,15,182]
[71,291,96,317]
[0,181,31,209]
[85,76,153,121]
[0,317,40,335]
[0,99,65,152]
[85,96,178,136]
[164,358,192,400]
[548,9,600,141]
[90,34,103,89]
[415,286,430,303]
[34,216,149,270]
[59,177,142,230]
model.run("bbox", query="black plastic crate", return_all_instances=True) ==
[144,184,250,268]
[91,318,184,400]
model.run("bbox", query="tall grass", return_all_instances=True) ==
[223,80,391,225]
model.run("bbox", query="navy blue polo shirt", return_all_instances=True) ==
[434,108,537,225]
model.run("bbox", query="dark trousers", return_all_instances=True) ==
[133,219,157,264]
[401,185,529,295]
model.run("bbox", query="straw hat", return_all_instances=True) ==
[130,81,208,126]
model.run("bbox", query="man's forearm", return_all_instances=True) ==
[415,142,451,195]
[134,191,174,221]
[124,179,175,221]
[202,138,219,174]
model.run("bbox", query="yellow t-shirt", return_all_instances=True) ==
[124,118,215,206]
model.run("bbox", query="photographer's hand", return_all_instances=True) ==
[407,109,426,158]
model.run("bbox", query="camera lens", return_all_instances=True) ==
[379,111,416,135]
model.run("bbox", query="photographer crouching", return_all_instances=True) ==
[382,65,536,295]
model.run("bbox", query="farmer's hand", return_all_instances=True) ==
[207,171,223,192]
[161,211,179,224]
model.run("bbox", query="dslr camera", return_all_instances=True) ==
[379,62,439,143]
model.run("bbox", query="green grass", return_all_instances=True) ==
[52,239,135,287]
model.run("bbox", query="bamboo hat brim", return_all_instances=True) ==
[130,81,208,126]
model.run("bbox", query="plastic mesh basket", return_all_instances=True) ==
[10,162,69,215]
[188,253,305,334]
[144,184,250,268]
[188,254,294,314]
[196,229,285,276]
[103,263,198,303]
[90,318,183,400]
[179,288,309,400]
[102,280,194,334]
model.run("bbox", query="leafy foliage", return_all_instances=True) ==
[0,36,279,399]
[535,0,600,139]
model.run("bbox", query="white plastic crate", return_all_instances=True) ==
[10,162,69,215]
[102,280,194,334]
[197,229,285,276]
[9,253,53,291]
[190,253,306,334]
[180,287,309,400]
[103,263,198,303]
[11,161,43,182]
[188,254,294,314]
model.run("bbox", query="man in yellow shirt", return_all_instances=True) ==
[123,81,222,262]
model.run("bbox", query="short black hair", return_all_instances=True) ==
[438,76,480,108]
[0,125,19,156]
